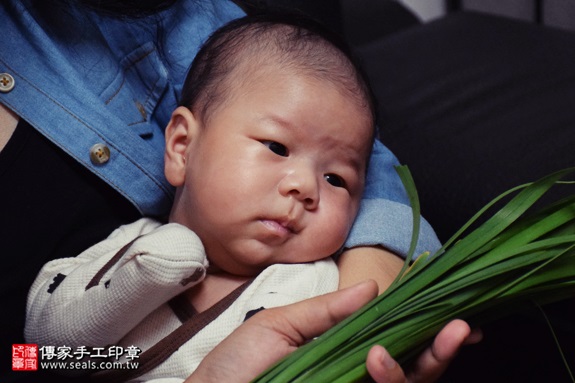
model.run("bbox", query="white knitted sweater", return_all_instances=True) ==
[25,218,338,382]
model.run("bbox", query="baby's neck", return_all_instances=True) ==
[185,271,251,313]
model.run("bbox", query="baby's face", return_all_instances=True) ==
[172,68,373,276]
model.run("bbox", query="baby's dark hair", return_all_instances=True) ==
[180,13,376,126]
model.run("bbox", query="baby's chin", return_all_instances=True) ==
[205,241,339,277]
[206,258,266,277]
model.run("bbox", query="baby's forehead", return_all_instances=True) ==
[225,34,351,82]
[228,63,372,124]
[229,51,370,108]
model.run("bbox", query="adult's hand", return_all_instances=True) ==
[187,280,479,383]
[187,280,378,383]
[366,319,482,383]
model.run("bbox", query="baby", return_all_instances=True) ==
[25,14,375,382]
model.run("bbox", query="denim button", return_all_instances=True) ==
[89,143,111,164]
[0,73,15,93]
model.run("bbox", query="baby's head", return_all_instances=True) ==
[165,14,376,276]
[178,13,375,129]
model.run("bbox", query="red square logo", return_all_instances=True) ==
[12,344,38,371]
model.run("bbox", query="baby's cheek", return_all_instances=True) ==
[323,208,354,249]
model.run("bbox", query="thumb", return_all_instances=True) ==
[261,279,379,344]
[188,280,378,383]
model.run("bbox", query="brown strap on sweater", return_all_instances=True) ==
[92,278,254,383]
[168,292,198,323]
[85,236,141,290]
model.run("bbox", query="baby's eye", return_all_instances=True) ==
[324,174,345,188]
[262,141,289,157]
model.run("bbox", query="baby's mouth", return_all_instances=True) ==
[259,218,296,237]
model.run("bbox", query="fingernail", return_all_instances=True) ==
[381,347,397,369]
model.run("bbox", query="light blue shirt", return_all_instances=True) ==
[0,0,440,257]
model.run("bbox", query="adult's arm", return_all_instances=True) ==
[338,140,441,294]
[345,140,442,259]
[338,245,404,293]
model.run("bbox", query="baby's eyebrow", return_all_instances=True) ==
[344,154,365,173]
[324,143,367,175]
[329,148,365,177]
[259,115,293,130]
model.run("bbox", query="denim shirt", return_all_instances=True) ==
[0,0,440,257]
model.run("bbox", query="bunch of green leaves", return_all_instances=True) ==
[254,167,575,383]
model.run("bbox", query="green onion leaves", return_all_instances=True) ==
[254,167,575,383]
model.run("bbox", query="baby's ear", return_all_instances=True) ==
[164,106,200,187]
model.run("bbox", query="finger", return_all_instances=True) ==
[189,281,378,383]
[366,345,408,383]
[407,319,471,383]
[465,327,483,345]
[260,279,379,344]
